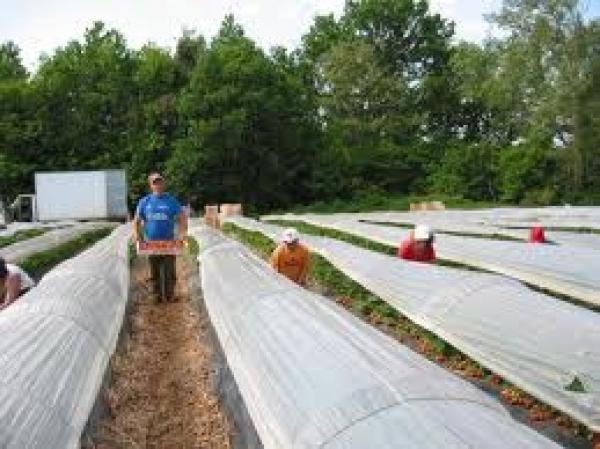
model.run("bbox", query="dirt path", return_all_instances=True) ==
[91,257,232,449]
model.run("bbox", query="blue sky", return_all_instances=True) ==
[1,0,598,71]
[584,0,600,17]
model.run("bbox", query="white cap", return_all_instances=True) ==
[414,224,433,241]
[282,228,300,243]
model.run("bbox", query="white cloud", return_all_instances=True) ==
[430,0,503,43]
[1,0,503,72]
[2,0,346,70]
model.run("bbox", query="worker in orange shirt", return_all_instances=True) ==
[398,225,436,262]
[269,228,310,286]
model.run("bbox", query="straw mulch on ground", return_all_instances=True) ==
[91,258,232,449]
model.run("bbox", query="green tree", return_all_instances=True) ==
[319,41,423,193]
[497,145,558,203]
[428,143,499,200]
[486,0,584,148]
[301,13,351,64]
[0,43,38,201]
[344,0,454,79]
[33,22,136,172]
[303,0,455,197]
[558,20,600,194]
[167,17,321,210]
[174,30,207,86]
[127,45,180,203]
[0,41,28,81]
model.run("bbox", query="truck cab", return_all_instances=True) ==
[0,200,6,229]
[9,194,37,222]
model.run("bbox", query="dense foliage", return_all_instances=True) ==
[1,0,598,211]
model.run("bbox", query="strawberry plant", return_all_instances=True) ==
[20,227,113,279]
[0,228,46,248]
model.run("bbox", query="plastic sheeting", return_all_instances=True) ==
[475,206,600,231]
[359,207,600,228]
[263,213,600,307]
[355,211,530,241]
[0,222,112,263]
[193,224,563,449]
[0,221,76,238]
[346,211,600,251]
[0,225,130,449]
[228,216,600,433]
[264,208,600,249]
[548,232,600,252]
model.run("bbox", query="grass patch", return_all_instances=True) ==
[20,227,113,280]
[128,241,136,266]
[0,228,46,248]
[185,235,200,258]
[222,223,276,258]
[223,221,590,439]
[266,219,396,256]
[564,376,586,393]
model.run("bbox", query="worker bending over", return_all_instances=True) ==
[528,225,547,244]
[0,257,35,310]
[133,172,187,302]
[269,228,310,286]
[398,225,436,262]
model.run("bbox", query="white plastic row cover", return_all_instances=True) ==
[0,221,76,238]
[228,216,600,433]
[263,213,600,307]
[193,224,563,449]
[0,222,114,263]
[0,225,130,449]
[303,206,600,231]
[467,206,600,230]
[344,210,600,251]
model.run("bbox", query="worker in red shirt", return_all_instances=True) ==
[528,225,546,244]
[398,225,436,262]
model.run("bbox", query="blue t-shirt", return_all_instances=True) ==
[135,193,182,241]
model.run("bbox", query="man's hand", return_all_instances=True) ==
[5,276,20,305]
[298,277,308,288]
[177,212,188,241]
[132,216,143,243]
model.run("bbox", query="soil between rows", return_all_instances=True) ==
[90,256,233,449]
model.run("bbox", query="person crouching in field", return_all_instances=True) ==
[528,225,547,244]
[269,228,310,286]
[398,225,436,263]
[0,257,35,310]
[133,172,187,303]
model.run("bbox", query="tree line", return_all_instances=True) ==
[1,0,599,212]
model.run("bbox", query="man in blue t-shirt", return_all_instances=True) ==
[133,172,187,302]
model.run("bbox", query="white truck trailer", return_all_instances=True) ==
[11,170,128,222]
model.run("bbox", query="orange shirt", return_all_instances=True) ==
[269,243,310,285]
